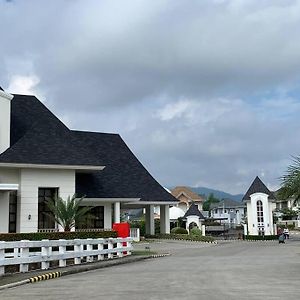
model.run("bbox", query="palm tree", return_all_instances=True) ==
[279,156,300,206]
[46,194,93,232]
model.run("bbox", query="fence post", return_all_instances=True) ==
[0,241,5,275]
[86,238,93,263]
[74,239,82,265]
[59,239,67,267]
[108,238,114,259]
[116,238,123,258]
[19,240,30,273]
[41,239,51,270]
[97,239,104,261]
[126,240,132,255]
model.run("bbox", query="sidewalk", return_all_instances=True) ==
[0,255,151,290]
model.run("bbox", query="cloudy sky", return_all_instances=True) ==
[1,0,300,194]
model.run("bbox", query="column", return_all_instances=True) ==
[0,192,10,232]
[160,205,170,234]
[145,205,155,235]
[104,203,112,229]
[114,202,121,223]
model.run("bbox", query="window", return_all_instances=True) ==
[257,200,264,236]
[38,188,58,229]
[9,191,18,233]
[84,206,104,229]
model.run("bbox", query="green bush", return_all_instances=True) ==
[145,233,215,243]
[277,223,295,230]
[189,227,202,237]
[0,231,117,241]
[244,235,278,241]
[171,227,188,234]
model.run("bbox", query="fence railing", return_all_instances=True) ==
[0,237,133,275]
[130,228,140,242]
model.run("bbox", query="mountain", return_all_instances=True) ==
[168,186,243,201]
[190,187,243,201]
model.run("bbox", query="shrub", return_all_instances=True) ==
[145,233,215,243]
[244,235,278,241]
[0,231,117,241]
[189,227,202,237]
[171,227,188,234]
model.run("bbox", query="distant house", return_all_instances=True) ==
[0,88,178,234]
[210,199,245,226]
[243,176,276,236]
[171,186,205,213]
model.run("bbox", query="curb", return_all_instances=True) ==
[29,271,62,283]
[148,238,217,244]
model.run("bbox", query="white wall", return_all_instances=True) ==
[0,168,20,184]
[18,169,75,233]
[0,191,10,232]
[0,91,13,154]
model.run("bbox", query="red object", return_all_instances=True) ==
[113,222,130,238]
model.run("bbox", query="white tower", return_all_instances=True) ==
[0,88,14,154]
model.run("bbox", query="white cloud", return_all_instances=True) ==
[7,75,40,96]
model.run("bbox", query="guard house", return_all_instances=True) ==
[243,176,277,236]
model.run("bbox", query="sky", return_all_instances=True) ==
[1,0,300,194]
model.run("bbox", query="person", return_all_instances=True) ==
[278,233,285,244]
[283,228,289,239]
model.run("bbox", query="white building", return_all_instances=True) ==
[243,176,276,236]
[183,202,205,232]
[210,199,245,227]
[0,88,178,234]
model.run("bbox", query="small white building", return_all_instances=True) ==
[183,202,205,232]
[243,176,277,236]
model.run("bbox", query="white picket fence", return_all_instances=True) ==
[0,237,133,275]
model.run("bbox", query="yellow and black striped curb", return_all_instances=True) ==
[150,253,171,258]
[29,272,62,283]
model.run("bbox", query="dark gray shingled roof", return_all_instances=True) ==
[0,94,178,202]
[183,202,205,219]
[242,176,276,201]
[210,198,245,209]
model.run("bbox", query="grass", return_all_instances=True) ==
[131,250,158,256]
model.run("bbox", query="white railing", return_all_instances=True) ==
[37,228,59,233]
[130,228,140,242]
[0,237,133,275]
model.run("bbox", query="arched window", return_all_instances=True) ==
[257,200,264,235]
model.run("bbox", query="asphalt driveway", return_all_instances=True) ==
[1,238,300,300]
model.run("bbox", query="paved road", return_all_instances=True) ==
[1,238,300,300]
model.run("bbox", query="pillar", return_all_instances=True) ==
[104,203,112,229]
[114,202,121,223]
[160,205,170,234]
[201,224,206,236]
[0,192,10,232]
[145,205,155,235]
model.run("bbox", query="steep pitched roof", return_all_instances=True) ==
[210,198,245,209]
[0,93,177,202]
[0,95,100,166]
[74,131,177,201]
[171,186,204,202]
[183,202,205,219]
[242,176,276,201]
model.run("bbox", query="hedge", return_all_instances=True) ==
[0,231,117,241]
[145,233,215,243]
[171,227,188,234]
[244,235,278,241]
